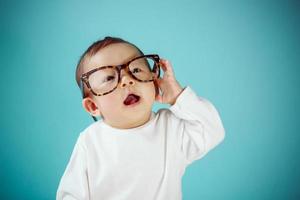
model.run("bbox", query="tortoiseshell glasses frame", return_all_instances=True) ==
[80,54,161,98]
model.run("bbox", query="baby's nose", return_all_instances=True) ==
[120,72,135,88]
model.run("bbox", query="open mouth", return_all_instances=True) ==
[123,93,141,106]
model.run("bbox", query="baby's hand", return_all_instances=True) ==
[155,59,184,105]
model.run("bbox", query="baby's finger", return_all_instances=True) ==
[160,59,174,74]
[159,59,167,71]
[155,93,163,103]
[156,77,162,83]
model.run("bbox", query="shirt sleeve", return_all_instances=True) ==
[56,135,90,200]
[169,86,226,166]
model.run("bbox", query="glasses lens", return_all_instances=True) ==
[129,57,159,81]
[88,68,118,95]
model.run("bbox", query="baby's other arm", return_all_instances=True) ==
[56,135,90,200]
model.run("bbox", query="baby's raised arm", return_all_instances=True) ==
[156,59,225,166]
[169,86,226,166]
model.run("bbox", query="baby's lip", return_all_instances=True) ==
[123,92,141,105]
[124,92,139,100]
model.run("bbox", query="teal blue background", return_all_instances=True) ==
[1,0,299,199]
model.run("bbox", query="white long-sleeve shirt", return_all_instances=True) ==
[57,86,225,200]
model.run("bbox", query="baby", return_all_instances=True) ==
[57,36,226,200]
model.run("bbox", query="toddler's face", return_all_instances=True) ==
[82,43,156,129]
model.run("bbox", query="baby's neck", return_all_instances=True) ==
[105,111,152,130]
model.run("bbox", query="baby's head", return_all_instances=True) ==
[75,36,160,129]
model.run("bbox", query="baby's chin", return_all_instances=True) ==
[122,97,153,116]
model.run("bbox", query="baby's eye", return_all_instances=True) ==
[132,68,142,73]
[103,75,115,82]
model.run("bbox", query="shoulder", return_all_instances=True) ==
[75,121,103,146]
[155,107,182,124]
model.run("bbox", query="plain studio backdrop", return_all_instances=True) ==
[0,0,299,199]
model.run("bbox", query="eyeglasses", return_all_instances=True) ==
[80,54,161,97]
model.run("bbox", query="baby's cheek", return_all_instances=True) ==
[144,83,156,102]
[106,97,120,108]
[97,96,120,115]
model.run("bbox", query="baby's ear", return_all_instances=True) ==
[82,97,101,117]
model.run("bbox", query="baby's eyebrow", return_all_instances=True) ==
[86,53,142,72]
[124,53,141,63]
[113,53,141,66]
